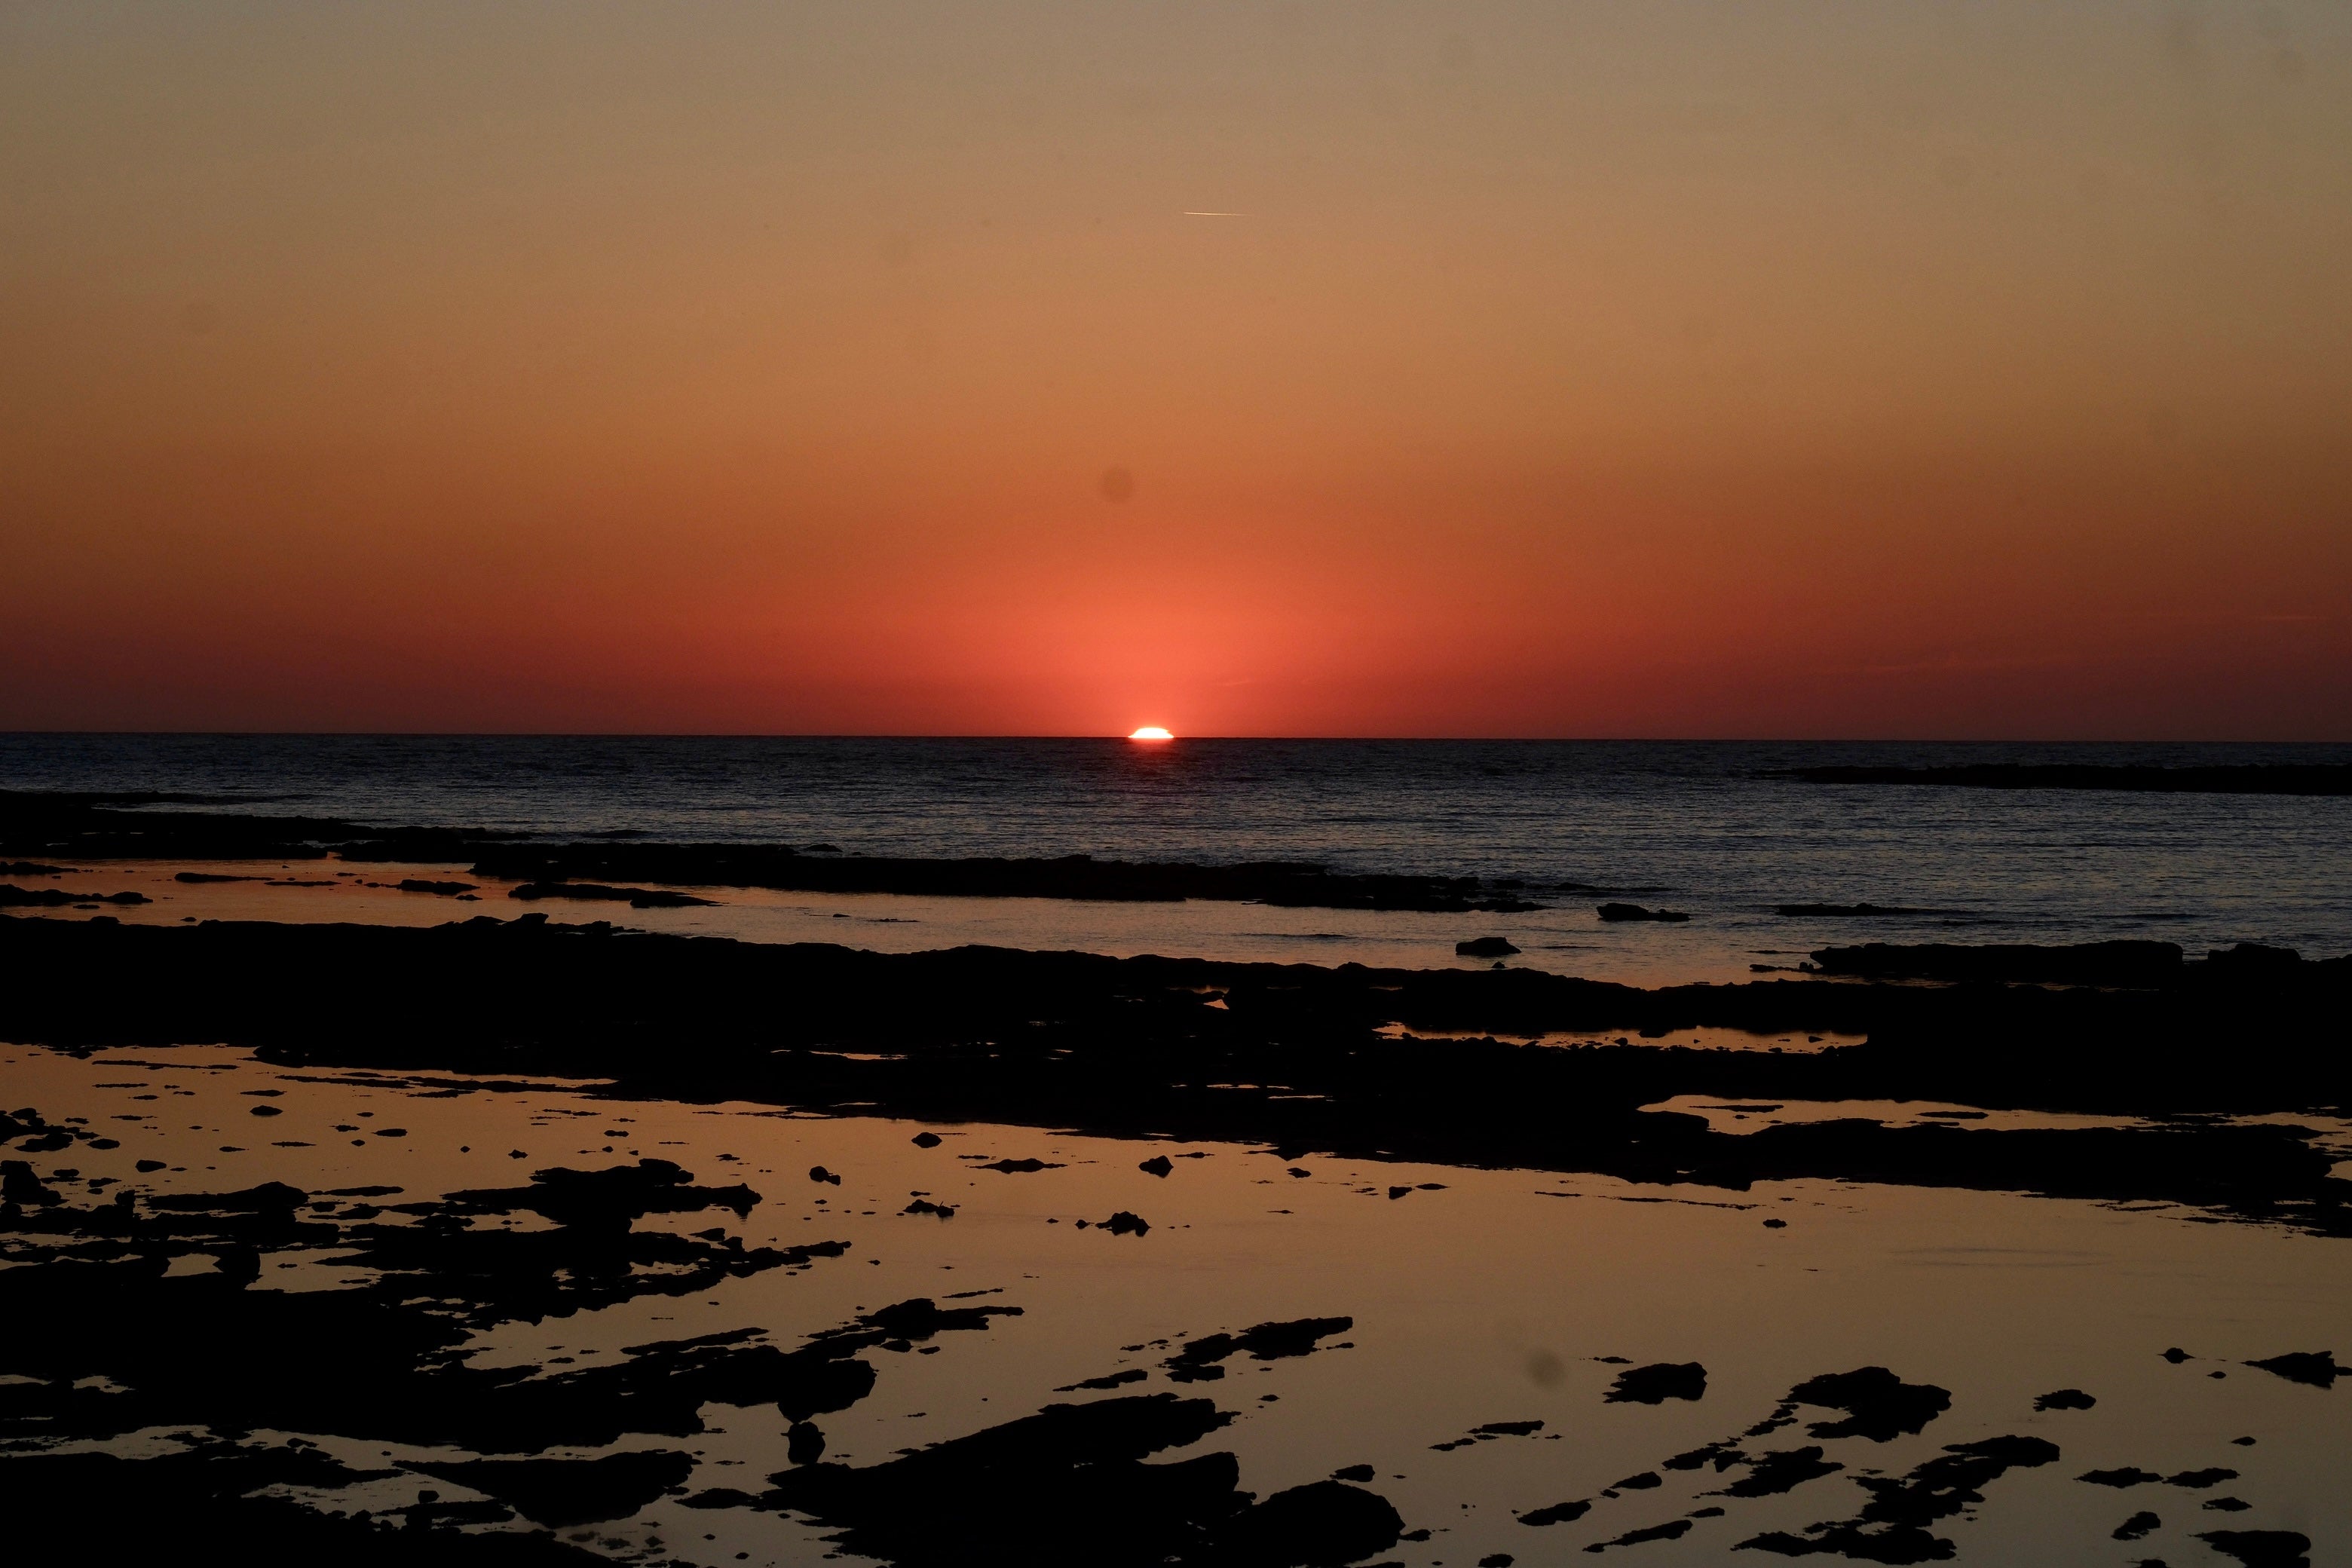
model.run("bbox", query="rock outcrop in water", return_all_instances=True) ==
[0,791,1544,914]
[4,916,2349,1228]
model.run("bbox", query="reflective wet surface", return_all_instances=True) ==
[6,1039,2343,1565]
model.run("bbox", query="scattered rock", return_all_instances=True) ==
[1605,1362,1707,1405]
[2081,1468,2164,1488]
[1716,1447,1843,1499]
[1056,1369,1147,1392]
[2195,1530,2313,1568]
[1597,903,1690,923]
[1209,1480,1404,1566]
[2243,1352,2339,1389]
[1784,1367,1950,1441]
[405,1450,694,1528]
[2166,1468,2237,1490]
[1167,1317,1352,1382]
[1585,1518,1692,1551]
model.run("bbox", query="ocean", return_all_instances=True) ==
[5,733,2349,980]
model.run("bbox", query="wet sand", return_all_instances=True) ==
[5,1038,2344,1566]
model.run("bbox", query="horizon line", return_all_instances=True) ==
[4,730,2347,747]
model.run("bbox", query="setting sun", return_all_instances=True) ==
[1127,727,1174,742]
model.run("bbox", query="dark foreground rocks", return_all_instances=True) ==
[0,1144,1408,1566]
[4,915,2350,1227]
[758,1393,1402,1566]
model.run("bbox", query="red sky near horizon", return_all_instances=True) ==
[4,3,2348,739]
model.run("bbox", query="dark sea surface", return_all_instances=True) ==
[6,735,2349,970]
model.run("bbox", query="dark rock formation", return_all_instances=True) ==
[1606,1363,1707,1404]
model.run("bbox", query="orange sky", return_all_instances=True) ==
[3,2,2347,737]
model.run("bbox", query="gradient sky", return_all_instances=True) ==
[3,2,2347,737]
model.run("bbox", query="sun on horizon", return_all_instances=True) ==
[1127,727,1174,742]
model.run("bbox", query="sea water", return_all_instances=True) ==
[5,735,2347,978]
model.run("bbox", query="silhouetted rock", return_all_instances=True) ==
[1597,903,1689,923]
[1606,1362,1707,1404]
[1060,1369,1149,1392]
[1456,937,1520,957]
[2033,1388,2096,1410]
[786,1420,826,1465]
[1208,1479,1404,1565]
[6,914,2351,1227]
[406,1450,694,1527]
[911,1132,943,1147]
[2167,1468,2238,1490]
[762,1393,1249,1566]
[1139,1155,1174,1177]
[1518,1498,1592,1526]
[1785,1367,1949,1441]
[475,843,1545,914]
[2206,942,2306,975]
[2080,1468,2163,1488]
[1716,1447,1842,1498]
[0,885,147,907]
[1167,1318,1351,1383]
[0,1441,607,1564]
[1585,1518,1691,1551]
[2196,1530,2312,1567]
[1738,1435,2056,1560]
[2244,1351,2340,1388]
[2114,1511,2161,1539]
[398,879,479,896]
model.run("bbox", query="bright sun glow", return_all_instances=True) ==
[1128,726,1174,742]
